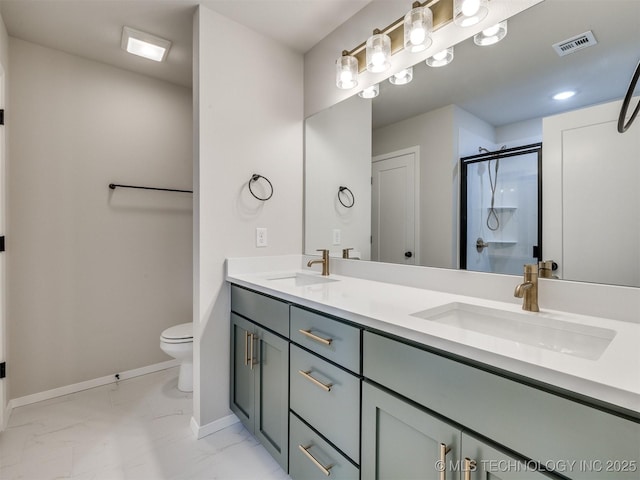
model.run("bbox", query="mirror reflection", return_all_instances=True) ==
[304,0,640,287]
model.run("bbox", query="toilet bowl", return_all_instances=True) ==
[160,323,193,392]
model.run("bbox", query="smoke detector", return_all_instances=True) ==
[552,31,597,57]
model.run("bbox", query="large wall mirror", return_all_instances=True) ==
[304,0,640,288]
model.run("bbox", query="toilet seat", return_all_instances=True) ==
[161,323,193,344]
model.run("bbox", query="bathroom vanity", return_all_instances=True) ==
[228,262,640,480]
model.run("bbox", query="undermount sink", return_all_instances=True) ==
[266,272,339,287]
[411,302,616,360]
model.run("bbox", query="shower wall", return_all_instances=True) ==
[465,151,539,275]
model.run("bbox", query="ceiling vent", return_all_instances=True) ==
[552,31,597,57]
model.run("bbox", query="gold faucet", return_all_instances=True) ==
[307,249,330,276]
[514,263,539,312]
[342,248,360,260]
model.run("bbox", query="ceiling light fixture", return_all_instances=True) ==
[404,4,433,53]
[121,26,171,62]
[474,21,508,46]
[553,90,577,100]
[426,47,454,67]
[358,84,380,99]
[389,67,414,85]
[454,0,488,27]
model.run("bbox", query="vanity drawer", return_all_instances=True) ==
[290,344,360,463]
[290,306,360,372]
[363,331,640,480]
[289,412,359,480]
[230,285,289,337]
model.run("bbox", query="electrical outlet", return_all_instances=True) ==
[332,229,341,245]
[256,227,268,247]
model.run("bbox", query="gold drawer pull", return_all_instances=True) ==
[464,458,476,480]
[439,443,451,480]
[298,329,333,345]
[298,370,333,392]
[298,444,333,476]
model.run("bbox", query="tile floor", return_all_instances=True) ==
[0,367,290,480]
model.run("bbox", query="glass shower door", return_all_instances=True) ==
[460,144,542,275]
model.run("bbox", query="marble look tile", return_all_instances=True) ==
[0,367,291,480]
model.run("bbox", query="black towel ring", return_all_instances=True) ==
[618,60,640,133]
[338,186,355,208]
[248,174,273,201]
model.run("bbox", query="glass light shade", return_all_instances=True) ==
[473,21,508,46]
[336,54,358,89]
[454,0,488,27]
[404,6,433,53]
[366,33,391,73]
[121,26,171,62]
[389,67,413,86]
[358,84,380,99]
[426,47,454,67]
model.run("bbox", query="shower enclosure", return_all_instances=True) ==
[460,144,542,275]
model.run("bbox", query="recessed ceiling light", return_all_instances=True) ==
[553,90,576,100]
[121,26,171,62]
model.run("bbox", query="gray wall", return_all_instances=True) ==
[7,38,193,399]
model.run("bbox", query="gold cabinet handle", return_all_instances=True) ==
[249,333,257,370]
[298,370,332,392]
[298,329,333,346]
[244,331,251,366]
[439,443,451,480]
[464,458,476,480]
[298,444,332,476]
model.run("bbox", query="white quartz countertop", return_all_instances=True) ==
[227,267,640,416]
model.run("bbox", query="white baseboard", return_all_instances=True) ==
[190,413,239,439]
[7,359,180,411]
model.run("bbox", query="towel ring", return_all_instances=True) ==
[338,186,355,208]
[618,60,640,133]
[248,174,273,201]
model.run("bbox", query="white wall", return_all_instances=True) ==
[7,39,193,399]
[194,6,303,429]
[305,95,371,259]
[496,117,542,147]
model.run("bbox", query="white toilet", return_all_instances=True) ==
[160,323,193,392]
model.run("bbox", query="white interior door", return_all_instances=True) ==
[372,148,419,265]
[0,68,5,430]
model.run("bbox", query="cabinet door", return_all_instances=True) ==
[255,327,289,470]
[230,313,255,432]
[362,381,460,480]
[461,433,558,480]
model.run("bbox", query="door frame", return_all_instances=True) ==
[372,146,421,265]
[459,143,543,271]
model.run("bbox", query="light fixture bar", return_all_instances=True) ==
[121,26,171,62]
[346,0,453,73]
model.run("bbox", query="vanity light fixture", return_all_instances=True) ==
[454,0,488,27]
[553,90,577,100]
[335,0,454,89]
[473,21,507,46]
[366,31,392,73]
[358,84,380,98]
[389,67,414,85]
[404,4,433,53]
[426,47,454,67]
[336,52,359,89]
[121,26,171,62]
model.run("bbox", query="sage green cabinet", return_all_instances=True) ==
[461,433,556,480]
[230,312,289,470]
[362,381,460,480]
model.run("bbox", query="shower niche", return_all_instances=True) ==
[460,144,542,275]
